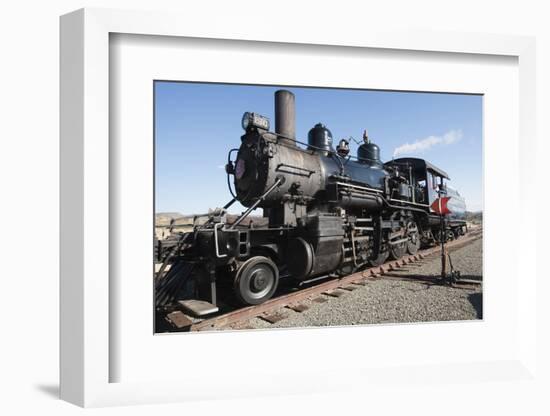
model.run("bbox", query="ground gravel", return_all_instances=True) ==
[227,237,483,330]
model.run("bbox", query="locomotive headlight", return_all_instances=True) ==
[241,112,270,131]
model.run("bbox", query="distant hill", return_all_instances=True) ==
[465,211,483,222]
[156,212,183,218]
[155,212,267,240]
[155,212,193,227]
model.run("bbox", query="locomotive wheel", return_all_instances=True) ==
[407,236,421,255]
[446,230,455,242]
[234,256,279,305]
[368,249,389,267]
[389,242,407,260]
[406,222,421,255]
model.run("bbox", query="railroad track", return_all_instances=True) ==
[164,230,482,332]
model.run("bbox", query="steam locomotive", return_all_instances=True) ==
[155,90,466,313]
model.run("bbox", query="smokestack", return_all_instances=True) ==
[275,90,296,146]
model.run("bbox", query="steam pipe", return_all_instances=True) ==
[381,196,427,214]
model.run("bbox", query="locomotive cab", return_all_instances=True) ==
[385,157,450,207]
[384,157,467,241]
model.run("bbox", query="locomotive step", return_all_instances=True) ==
[178,299,219,317]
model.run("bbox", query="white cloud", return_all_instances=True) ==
[392,129,463,157]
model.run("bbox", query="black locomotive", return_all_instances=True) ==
[155,90,467,313]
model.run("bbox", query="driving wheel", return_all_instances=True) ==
[406,222,421,255]
[389,242,407,260]
[368,248,389,267]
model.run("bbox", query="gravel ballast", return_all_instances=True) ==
[227,237,483,330]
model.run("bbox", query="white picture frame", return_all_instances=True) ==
[60,8,537,407]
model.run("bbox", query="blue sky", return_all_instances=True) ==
[155,82,483,214]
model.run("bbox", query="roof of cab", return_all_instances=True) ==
[385,157,450,180]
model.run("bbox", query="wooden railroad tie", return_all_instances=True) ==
[286,303,309,313]
[259,312,288,324]
[323,289,346,298]
[166,310,193,329]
